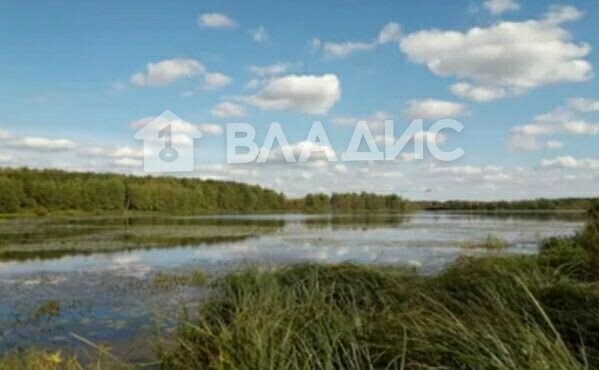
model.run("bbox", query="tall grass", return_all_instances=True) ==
[160,257,598,369]
[4,204,599,369]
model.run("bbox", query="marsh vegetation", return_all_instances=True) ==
[0,207,597,369]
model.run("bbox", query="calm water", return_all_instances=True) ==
[0,212,585,359]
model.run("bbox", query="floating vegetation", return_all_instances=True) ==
[0,217,279,261]
[32,300,61,320]
[152,270,207,289]
[459,234,509,250]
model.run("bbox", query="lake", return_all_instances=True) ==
[0,211,585,361]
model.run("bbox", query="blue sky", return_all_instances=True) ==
[0,0,598,200]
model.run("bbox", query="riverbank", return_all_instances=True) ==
[2,207,598,369]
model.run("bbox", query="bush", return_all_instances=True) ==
[0,176,23,213]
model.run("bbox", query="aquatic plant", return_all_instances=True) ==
[153,270,207,289]
[459,234,509,249]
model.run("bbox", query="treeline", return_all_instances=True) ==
[420,198,597,211]
[287,192,414,213]
[0,168,286,214]
[0,168,414,215]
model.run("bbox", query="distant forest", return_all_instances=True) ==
[0,168,595,214]
[419,199,596,211]
[0,168,412,214]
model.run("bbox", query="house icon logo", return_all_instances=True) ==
[134,110,202,173]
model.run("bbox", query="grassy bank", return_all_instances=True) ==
[2,206,599,369]
[159,205,599,369]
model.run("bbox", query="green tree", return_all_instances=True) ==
[0,177,23,212]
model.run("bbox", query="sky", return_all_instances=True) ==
[0,0,598,200]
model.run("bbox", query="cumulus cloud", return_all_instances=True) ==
[197,13,237,29]
[540,156,599,170]
[241,74,341,114]
[131,58,204,87]
[405,99,467,119]
[211,102,247,118]
[400,6,592,101]
[83,146,144,159]
[484,0,520,15]
[546,140,564,149]
[568,97,599,112]
[450,83,506,102]
[245,63,293,90]
[201,72,232,90]
[113,158,142,168]
[197,123,224,136]
[377,22,402,44]
[331,111,390,132]
[509,97,599,150]
[313,22,401,58]
[429,165,502,176]
[11,137,76,151]
[0,129,15,141]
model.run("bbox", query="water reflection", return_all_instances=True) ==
[0,212,584,275]
[0,211,586,356]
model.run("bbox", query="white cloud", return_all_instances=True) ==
[312,38,375,59]
[401,6,592,101]
[484,0,520,15]
[509,97,599,150]
[0,153,11,162]
[313,22,401,59]
[129,115,224,136]
[113,158,142,168]
[211,102,247,118]
[508,134,541,151]
[568,98,599,112]
[405,99,467,119]
[450,83,506,102]
[544,5,584,25]
[131,58,204,87]
[0,129,15,141]
[545,140,564,149]
[197,13,237,29]
[244,78,262,90]
[428,164,513,183]
[83,146,144,159]
[11,137,76,151]
[377,22,402,44]
[246,63,291,89]
[266,140,337,162]
[562,121,599,135]
[248,26,268,42]
[241,74,341,114]
[540,156,599,170]
[248,63,290,77]
[197,123,224,136]
[331,111,390,131]
[374,130,446,146]
[201,72,232,90]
